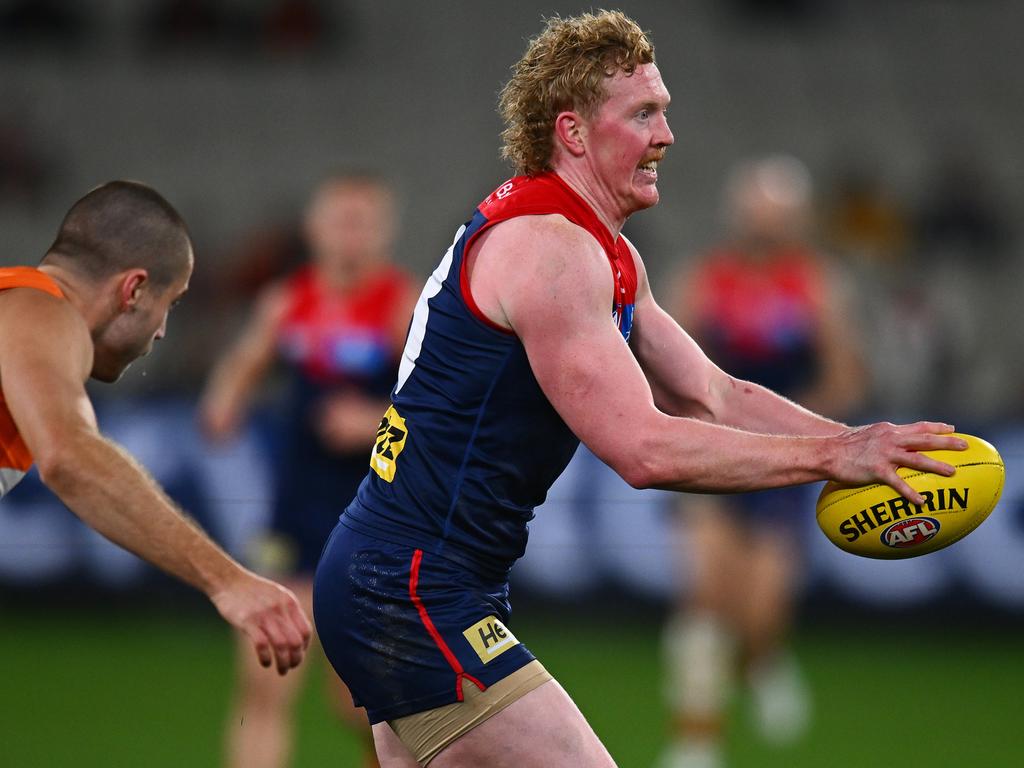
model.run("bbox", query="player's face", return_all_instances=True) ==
[585,63,673,217]
[91,256,192,382]
[732,176,808,248]
[306,183,395,275]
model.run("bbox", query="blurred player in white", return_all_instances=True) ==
[200,173,415,768]
[658,157,866,768]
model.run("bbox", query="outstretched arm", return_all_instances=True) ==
[653,246,865,429]
[0,289,311,673]
[467,216,962,502]
[634,291,848,437]
[631,244,848,437]
[198,282,287,441]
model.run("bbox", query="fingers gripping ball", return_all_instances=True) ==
[816,434,1004,559]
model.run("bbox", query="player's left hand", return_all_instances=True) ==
[210,572,313,675]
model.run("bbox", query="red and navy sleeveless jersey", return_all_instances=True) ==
[276,264,410,390]
[688,248,824,395]
[269,264,412,517]
[342,172,637,577]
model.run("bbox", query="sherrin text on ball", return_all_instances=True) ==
[816,433,1004,559]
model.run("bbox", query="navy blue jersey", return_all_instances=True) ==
[342,172,637,578]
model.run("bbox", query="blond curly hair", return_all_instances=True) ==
[499,10,655,176]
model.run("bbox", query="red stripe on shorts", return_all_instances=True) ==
[408,548,485,701]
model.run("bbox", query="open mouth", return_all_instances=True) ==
[636,159,659,181]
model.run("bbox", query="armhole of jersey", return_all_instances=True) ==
[616,237,639,292]
[459,226,515,336]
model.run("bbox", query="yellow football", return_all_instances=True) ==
[816,433,1004,559]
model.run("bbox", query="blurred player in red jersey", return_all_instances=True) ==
[0,181,311,678]
[200,173,416,768]
[657,157,866,768]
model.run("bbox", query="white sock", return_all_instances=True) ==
[747,651,811,744]
[656,739,722,768]
[662,612,735,716]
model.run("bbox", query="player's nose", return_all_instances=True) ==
[655,113,674,148]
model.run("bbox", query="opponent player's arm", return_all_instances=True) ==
[0,291,310,673]
[471,216,961,502]
[198,283,288,441]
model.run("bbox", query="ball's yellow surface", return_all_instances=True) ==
[816,433,1004,559]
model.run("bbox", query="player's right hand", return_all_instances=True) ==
[828,421,968,505]
[210,572,313,675]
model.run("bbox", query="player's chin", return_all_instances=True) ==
[629,183,660,210]
[91,365,124,383]
[631,168,660,197]
[91,355,137,383]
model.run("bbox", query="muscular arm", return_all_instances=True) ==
[469,217,961,501]
[0,289,310,672]
[630,247,846,438]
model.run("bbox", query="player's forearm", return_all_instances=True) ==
[633,302,846,438]
[202,348,264,417]
[708,373,848,438]
[38,430,243,596]
[617,414,838,493]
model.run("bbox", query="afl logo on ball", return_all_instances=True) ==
[881,517,941,548]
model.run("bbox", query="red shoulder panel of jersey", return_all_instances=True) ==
[693,247,825,320]
[275,263,412,382]
[461,172,638,333]
[279,264,412,330]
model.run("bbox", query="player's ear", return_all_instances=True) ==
[117,269,149,310]
[553,111,586,158]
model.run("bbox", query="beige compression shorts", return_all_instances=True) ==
[388,659,552,765]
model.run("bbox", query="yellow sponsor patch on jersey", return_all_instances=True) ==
[371,405,408,483]
[463,616,519,664]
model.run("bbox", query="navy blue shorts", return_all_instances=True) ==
[312,521,537,724]
[714,484,814,546]
[727,485,812,528]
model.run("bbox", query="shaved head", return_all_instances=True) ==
[44,181,193,287]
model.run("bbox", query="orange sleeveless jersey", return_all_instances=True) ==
[0,267,65,497]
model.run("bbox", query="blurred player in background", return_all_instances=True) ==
[0,180,311,676]
[657,156,866,768]
[200,172,415,768]
[312,12,961,768]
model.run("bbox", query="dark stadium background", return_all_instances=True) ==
[2,1,1023,766]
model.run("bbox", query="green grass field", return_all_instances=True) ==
[2,605,1022,767]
